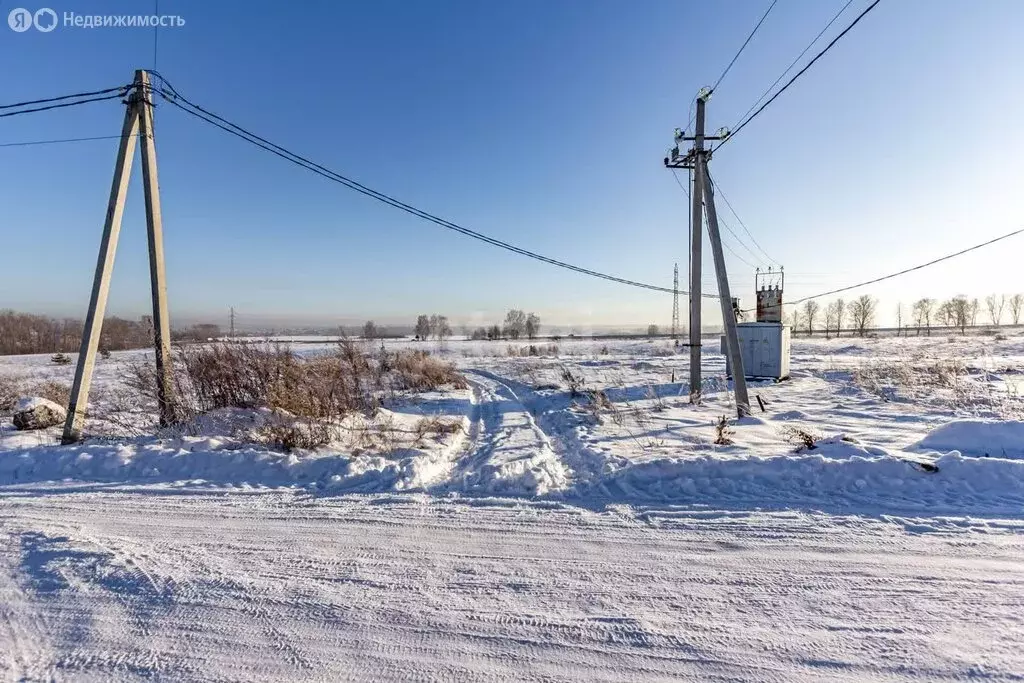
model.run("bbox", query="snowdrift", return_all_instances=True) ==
[597,451,1024,513]
[1,437,1024,513]
[912,420,1024,460]
[0,439,463,494]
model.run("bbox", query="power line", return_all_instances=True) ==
[715,0,883,151]
[673,168,761,267]
[706,171,778,264]
[729,0,856,134]
[749,228,1024,311]
[715,213,760,268]
[710,0,779,95]
[0,134,126,148]
[0,93,126,119]
[151,79,723,299]
[153,0,160,70]
[0,86,127,111]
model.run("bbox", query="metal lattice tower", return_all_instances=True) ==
[671,263,680,342]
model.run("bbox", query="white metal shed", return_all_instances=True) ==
[722,322,791,380]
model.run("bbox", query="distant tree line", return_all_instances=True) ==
[0,310,238,356]
[0,310,156,356]
[467,309,541,341]
[409,314,453,341]
[788,291,1023,338]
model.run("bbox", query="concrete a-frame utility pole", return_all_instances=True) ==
[664,89,750,417]
[62,70,175,443]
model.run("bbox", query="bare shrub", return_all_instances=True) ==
[388,350,466,391]
[560,366,586,397]
[714,415,734,445]
[414,416,463,444]
[579,388,612,424]
[588,388,612,410]
[782,425,818,451]
[176,343,294,414]
[507,343,559,358]
[646,384,667,412]
[51,353,72,365]
[99,347,112,360]
[257,415,333,453]
[852,358,970,406]
[109,341,469,448]
[599,345,610,355]
[32,380,71,408]
[0,375,21,414]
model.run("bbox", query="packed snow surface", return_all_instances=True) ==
[1,332,1023,680]
[912,419,1024,459]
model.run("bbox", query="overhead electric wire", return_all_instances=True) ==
[715,0,883,151]
[672,168,761,268]
[0,93,126,119]
[729,0,856,135]
[709,0,779,95]
[746,228,1024,311]
[0,134,126,148]
[151,79,722,299]
[706,170,778,265]
[0,86,128,111]
[715,214,760,268]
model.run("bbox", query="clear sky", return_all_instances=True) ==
[1,0,1023,331]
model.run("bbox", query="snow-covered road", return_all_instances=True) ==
[2,488,1022,682]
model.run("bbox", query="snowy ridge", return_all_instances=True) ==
[912,419,1024,460]
[599,451,1024,513]
[2,437,1024,514]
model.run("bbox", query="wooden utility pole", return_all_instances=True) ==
[701,159,750,416]
[688,95,706,403]
[63,70,174,443]
[137,70,174,428]
[664,89,749,418]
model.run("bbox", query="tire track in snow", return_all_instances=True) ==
[2,490,1024,681]
[465,369,626,495]
[440,373,568,496]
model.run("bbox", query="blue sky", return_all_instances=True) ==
[1,0,1022,331]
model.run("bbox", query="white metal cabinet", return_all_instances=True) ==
[723,323,790,380]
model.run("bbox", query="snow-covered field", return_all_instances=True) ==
[2,332,1023,681]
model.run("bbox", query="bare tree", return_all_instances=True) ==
[414,315,431,341]
[969,298,980,327]
[895,302,903,337]
[1010,294,1024,325]
[362,320,378,340]
[487,324,502,340]
[789,308,801,336]
[428,314,452,341]
[849,295,876,337]
[912,298,934,336]
[936,300,954,328]
[823,301,837,339]
[647,324,659,337]
[834,298,845,337]
[949,296,971,334]
[802,300,819,336]
[525,312,541,340]
[503,309,527,340]
[986,294,1006,326]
